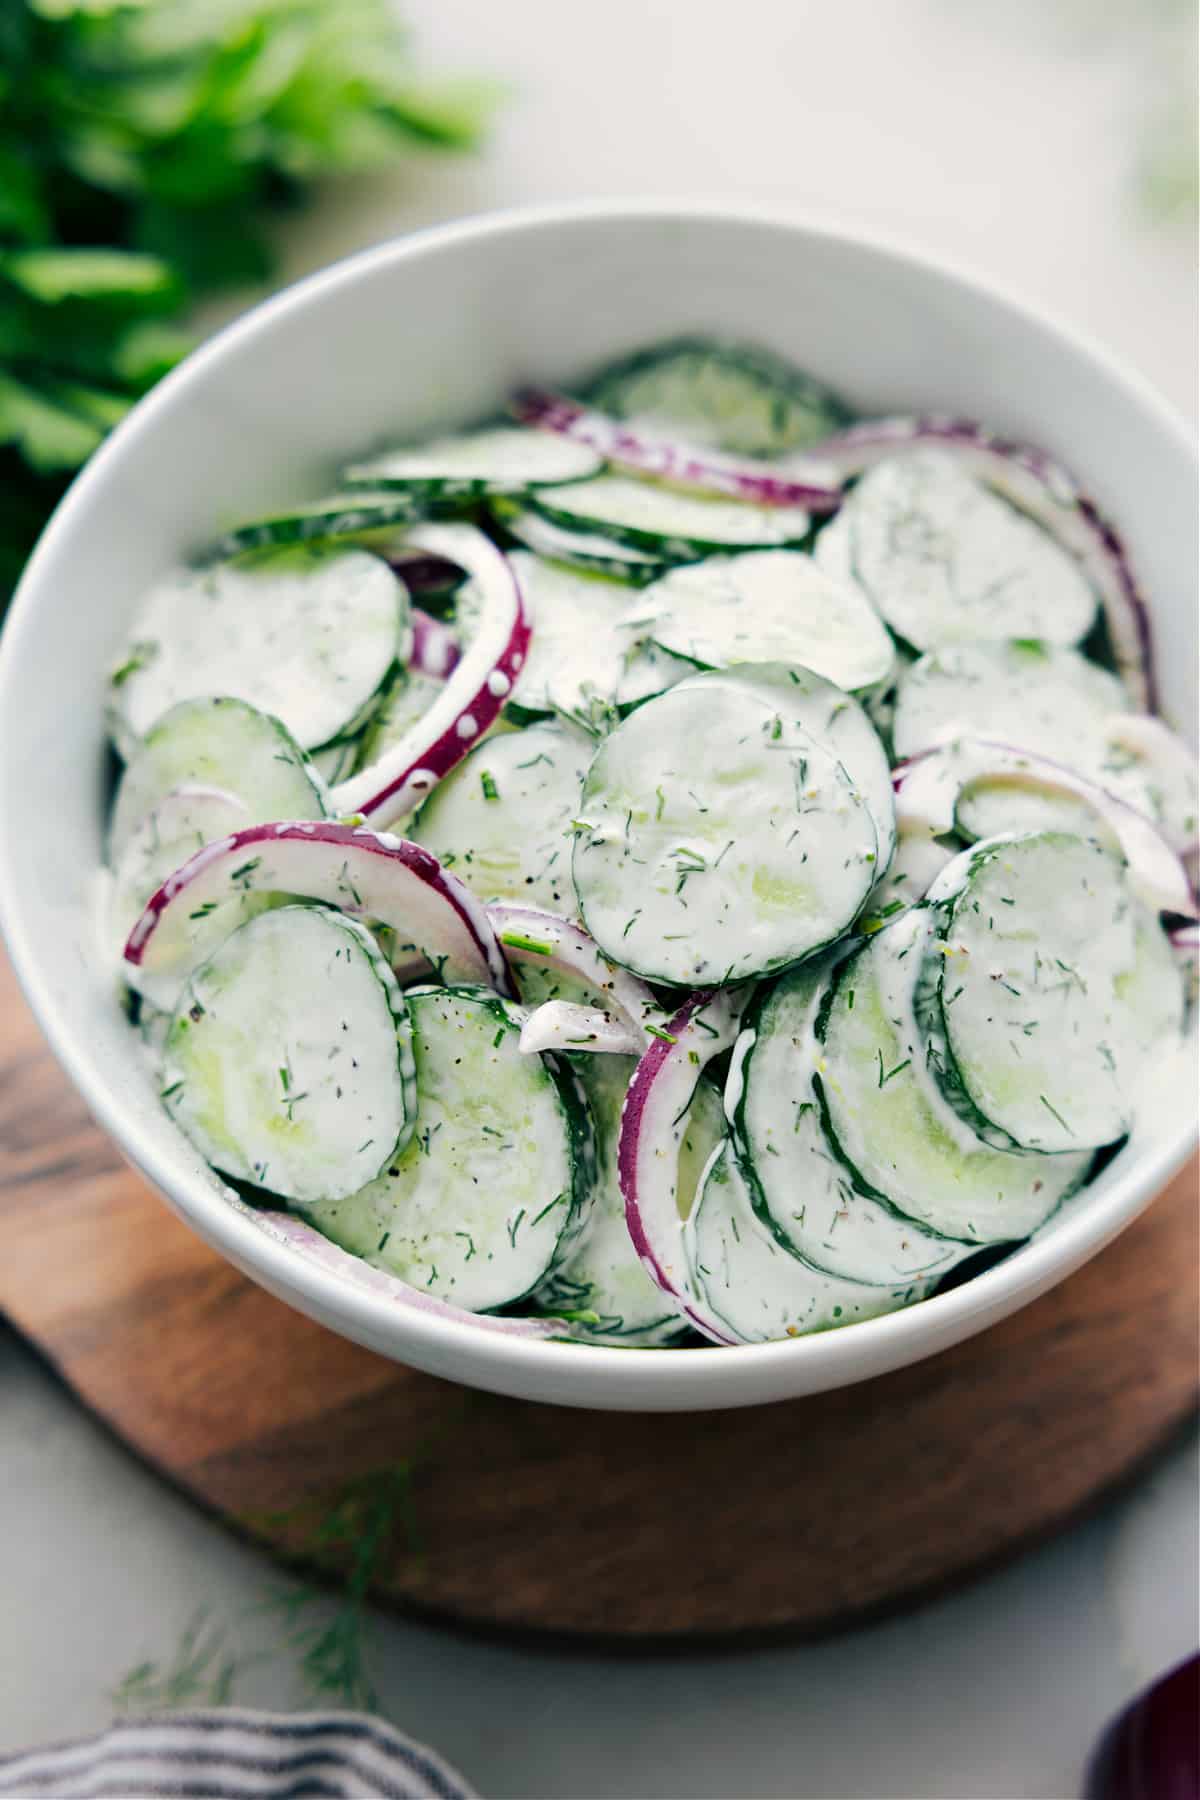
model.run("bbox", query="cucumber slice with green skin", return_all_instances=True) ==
[212,492,429,557]
[918,832,1178,1152]
[861,828,957,922]
[810,413,1156,710]
[497,932,687,1343]
[698,661,897,873]
[530,475,812,559]
[816,909,1092,1242]
[109,545,407,755]
[305,986,587,1312]
[811,507,854,581]
[536,1054,696,1346]
[109,696,326,866]
[583,337,849,458]
[634,550,894,693]
[161,905,416,1206]
[503,551,689,729]
[124,820,515,1012]
[109,785,254,962]
[410,719,591,914]
[573,671,879,986]
[845,451,1098,651]
[685,1143,936,1344]
[728,962,975,1285]
[343,426,601,495]
[354,669,446,777]
[953,774,1120,850]
[309,735,362,785]
[492,501,672,586]
[892,640,1128,766]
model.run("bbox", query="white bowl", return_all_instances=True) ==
[1,202,1195,1411]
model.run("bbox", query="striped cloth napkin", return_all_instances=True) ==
[0,1709,475,1799]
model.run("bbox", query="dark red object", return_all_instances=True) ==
[1086,1654,1200,1800]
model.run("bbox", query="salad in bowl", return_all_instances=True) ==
[98,329,1198,1353]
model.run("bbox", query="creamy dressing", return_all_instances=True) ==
[411,718,591,915]
[846,451,1098,650]
[304,988,574,1311]
[929,833,1170,1151]
[684,1144,936,1344]
[893,640,1127,765]
[111,547,404,753]
[637,550,894,693]
[818,911,1092,1242]
[735,952,976,1284]
[505,551,685,723]
[162,905,414,1205]
[575,677,879,986]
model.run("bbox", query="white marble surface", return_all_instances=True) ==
[2,2,1197,1796]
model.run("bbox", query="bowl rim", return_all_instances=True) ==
[1,197,1196,1409]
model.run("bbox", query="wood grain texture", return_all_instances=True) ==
[1,950,1196,1640]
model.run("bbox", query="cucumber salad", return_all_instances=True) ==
[102,335,1198,1349]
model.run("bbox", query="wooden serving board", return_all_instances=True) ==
[1,951,1196,1641]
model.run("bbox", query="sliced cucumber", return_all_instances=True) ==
[861,828,957,921]
[573,671,880,985]
[685,1143,934,1344]
[530,474,812,558]
[306,986,585,1311]
[953,773,1120,849]
[702,662,897,872]
[919,832,1178,1152]
[636,550,894,692]
[494,501,672,585]
[109,696,326,865]
[161,905,416,1205]
[110,785,255,961]
[504,551,688,727]
[109,545,406,754]
[410,719,591,913]
[846,451,1098,650]
[816,909,1092,1241]
[536,1054,690,1345]
[213,491,427,557]
[344,426,600,495]
[584,337,848,458]
[730,962,974,1285]
[893,640,1128,766]
[811,507,854,581]
[308,734,363,785]
[354,668,445,775]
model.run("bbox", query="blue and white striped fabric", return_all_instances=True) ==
[0,1709,475,1799]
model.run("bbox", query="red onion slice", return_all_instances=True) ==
[331,524,530,828]
[517,1000,644,1058]
[512,388,841,514]
[812,415,1155,709]
[124,820,515,1009]
[893,739,1197,919]
[488,903,661,1037]
[409,607,461,679]
[618,988,744,1345]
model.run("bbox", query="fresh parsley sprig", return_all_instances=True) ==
[0,0,498,599]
